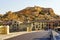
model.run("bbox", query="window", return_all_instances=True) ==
[36,25,38,28]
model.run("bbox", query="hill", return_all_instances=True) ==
[1,6,60,22]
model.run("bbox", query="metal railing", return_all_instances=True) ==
[51,30,56,40]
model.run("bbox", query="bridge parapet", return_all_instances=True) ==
[0,25,9,34]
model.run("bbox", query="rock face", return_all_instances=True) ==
[1,6,60,22]
[15,6,55,16]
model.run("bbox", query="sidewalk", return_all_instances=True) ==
[52,31,60,36]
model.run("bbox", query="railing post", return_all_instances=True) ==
[4,25,9,34]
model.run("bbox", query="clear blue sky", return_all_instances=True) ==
[0,0,60,15]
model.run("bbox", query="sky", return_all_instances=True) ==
[0,0,60,15]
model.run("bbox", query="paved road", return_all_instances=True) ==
[0,31,31,40]
[5,31,51,40]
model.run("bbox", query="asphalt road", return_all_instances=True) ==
[5,31,51,40]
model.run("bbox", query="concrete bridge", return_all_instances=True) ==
[0,30,60,40]
[4,30,56,40]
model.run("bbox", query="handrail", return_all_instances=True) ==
[51,30,56,40]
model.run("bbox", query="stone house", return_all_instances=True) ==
[24,20,60,31]
[1,19,60,32]
[2,20,23,32]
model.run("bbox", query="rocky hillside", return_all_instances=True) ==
[1,6,60,22]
